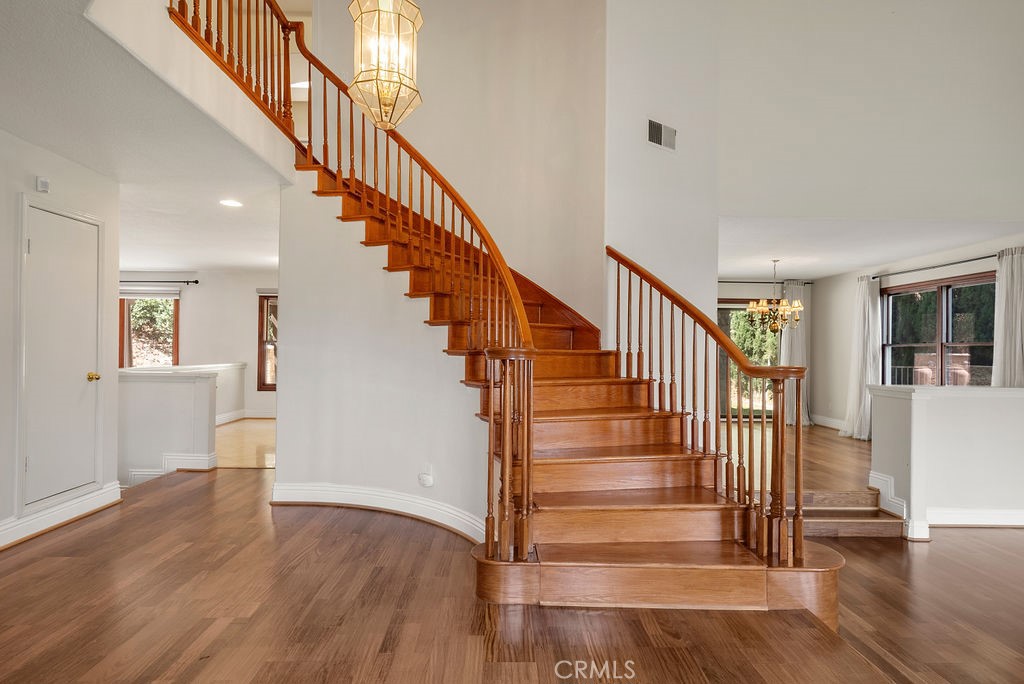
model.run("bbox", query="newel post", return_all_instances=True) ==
[769,378,789,563]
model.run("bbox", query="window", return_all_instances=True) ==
[882,274,995,386]
[258,295,278,391]
[119,297,179,368]
[717,300,779,417]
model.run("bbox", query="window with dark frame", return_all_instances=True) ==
[882,273,995,387]
[258,295,278,391]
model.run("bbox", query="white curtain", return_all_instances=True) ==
[993,246,1024,387]
[781,279,812,425]
[839,276,881,440]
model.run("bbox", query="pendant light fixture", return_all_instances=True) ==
[349,0,423,130]
[746,260,803,334]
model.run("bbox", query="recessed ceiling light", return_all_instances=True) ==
[220,199,243,208]
[291,81,310,89]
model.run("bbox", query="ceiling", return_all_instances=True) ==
[718,218,1024,280]
[0,0,285,272]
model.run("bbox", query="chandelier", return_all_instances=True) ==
[349,0,423,130]
[746,260,803,334]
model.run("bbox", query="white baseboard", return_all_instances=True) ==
[810,414,846,431]
[164,452,217,471]
[928,508,1024,527]
[906,519,931,541]
[244,409,276,419]
[869,471,907,519]
[0,482,122,549]
[216,409,246,426]
[272,482,484,542]
[128,469,165,486]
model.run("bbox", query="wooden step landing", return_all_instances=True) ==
[798,509,904,538]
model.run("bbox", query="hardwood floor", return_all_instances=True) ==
[216,419,276,469]
[2,469,1021,683]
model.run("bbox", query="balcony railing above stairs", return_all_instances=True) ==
[607,247,808,562]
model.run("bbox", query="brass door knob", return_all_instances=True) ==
[87,372,102,382]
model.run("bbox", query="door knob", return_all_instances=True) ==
[87,372,101,382]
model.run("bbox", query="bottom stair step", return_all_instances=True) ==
[535,541,766,609]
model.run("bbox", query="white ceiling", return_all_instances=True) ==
[0,0,285,272]
[718,218,1024,280]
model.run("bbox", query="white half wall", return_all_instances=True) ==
[605,0,719,335]
[310,0,607,328]
[0,126,121,534]
[274,171,486,539]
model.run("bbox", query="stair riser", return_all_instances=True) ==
[531,508,744,544]
[532,458,714,493]
[432,294,542,324]
[533,416,681,449]
[532,326,574,350]
[481,381,650,414]
[539,566,766,610]
[463,353,617,383]
[798,520,904,537]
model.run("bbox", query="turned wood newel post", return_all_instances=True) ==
[282,26,294,131]
[769,378,790,563]
[499,360,514,561]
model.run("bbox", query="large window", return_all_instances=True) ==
[717,302,779,416]
[258,295,278,391]
[119,297,179,368]
[883,274,995,386]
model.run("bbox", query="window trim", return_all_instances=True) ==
[258,294,278,392]
[118,297,180,368]
[881,271,995,386]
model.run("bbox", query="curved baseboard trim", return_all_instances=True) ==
[271,482,485,542]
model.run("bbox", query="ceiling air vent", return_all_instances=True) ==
[648,119,676,150]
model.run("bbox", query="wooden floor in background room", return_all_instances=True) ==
[216,419,276,468]
[1,469,1021,683]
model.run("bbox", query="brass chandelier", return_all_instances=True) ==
[349,0,423,130]
[746,260,803,334]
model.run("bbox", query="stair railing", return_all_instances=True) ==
[607,247,807,562]
[168,0,536,562]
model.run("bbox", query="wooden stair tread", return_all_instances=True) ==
[535,541,763,569]
[533,407,680,422]
[533,486,735,511]
[447,348,615,358]
[798,509,903,520]
[533,444,707,463]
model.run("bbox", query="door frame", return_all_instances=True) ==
[15,194,107,516]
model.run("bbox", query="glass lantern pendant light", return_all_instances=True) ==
[349,0,423,131]
[746,259,804,334]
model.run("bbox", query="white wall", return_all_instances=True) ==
[605,0,720,333]
[810,232,1024,426]
[311,0,607,327]
[0,127,120,529]
[720,0,1024,222]
[120,269,279,418]
[274,172,486,538]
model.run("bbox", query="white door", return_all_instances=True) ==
[22,206,100,505]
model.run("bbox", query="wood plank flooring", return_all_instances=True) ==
[215,419,276,469]
[4,470,1023,682]
[0,470,893,683]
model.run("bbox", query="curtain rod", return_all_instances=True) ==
[870,254,996,281]
[718,280,814,286]
[119,279,200,285]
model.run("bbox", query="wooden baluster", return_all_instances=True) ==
[192,0,201,31]
[226,0,234,67]
[794,378,805,560]
[360,115,367,210]
[203,0,213,44]
[714,344,721,454]
[236,0,244,77]
[458,214,466,322]
[636,280,644,382]
[500,360,513,561]
[321,76,328,165]
[744,376,755,547]
[680,315,687,449]
[771,379,789,562]
[282,27,292,129]
[215,0,223,54]
[262,2,269,105]
[396,146,403,242]
[515,360,526,559]
[429,179,436,291]
[269,16,276,113]
[485,356,496,558]
[418,168,425,267]
[448,200,455,300]
[725,357,733,469]
[349,101,356,180]
[406,153,412,242]
[658,294,665,411]
[384,137,391,239]
[523,360,534,557]
[691,320,699,450]
[470,232,478,348]
[703,330,711,451]
[176,0,186,19]
[758,379,769,557]
[373,126,379,194]
[647,283,654,403]
[245,0,252,86]
[253,0,260,95]
[336,90,343,190]
[625,272,633,379]
[732,369,742,500]
[669,307,677,413]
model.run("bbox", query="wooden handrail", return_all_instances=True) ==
[606,246,803,381]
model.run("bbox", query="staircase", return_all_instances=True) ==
[168,0,844,631]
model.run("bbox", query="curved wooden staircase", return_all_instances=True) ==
[168,0,843,631]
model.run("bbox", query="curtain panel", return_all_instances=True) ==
[839,276,881,440]
[993,246,1024,387]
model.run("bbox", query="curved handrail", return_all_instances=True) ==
[606,246,804,381]
[282,15,534,349]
